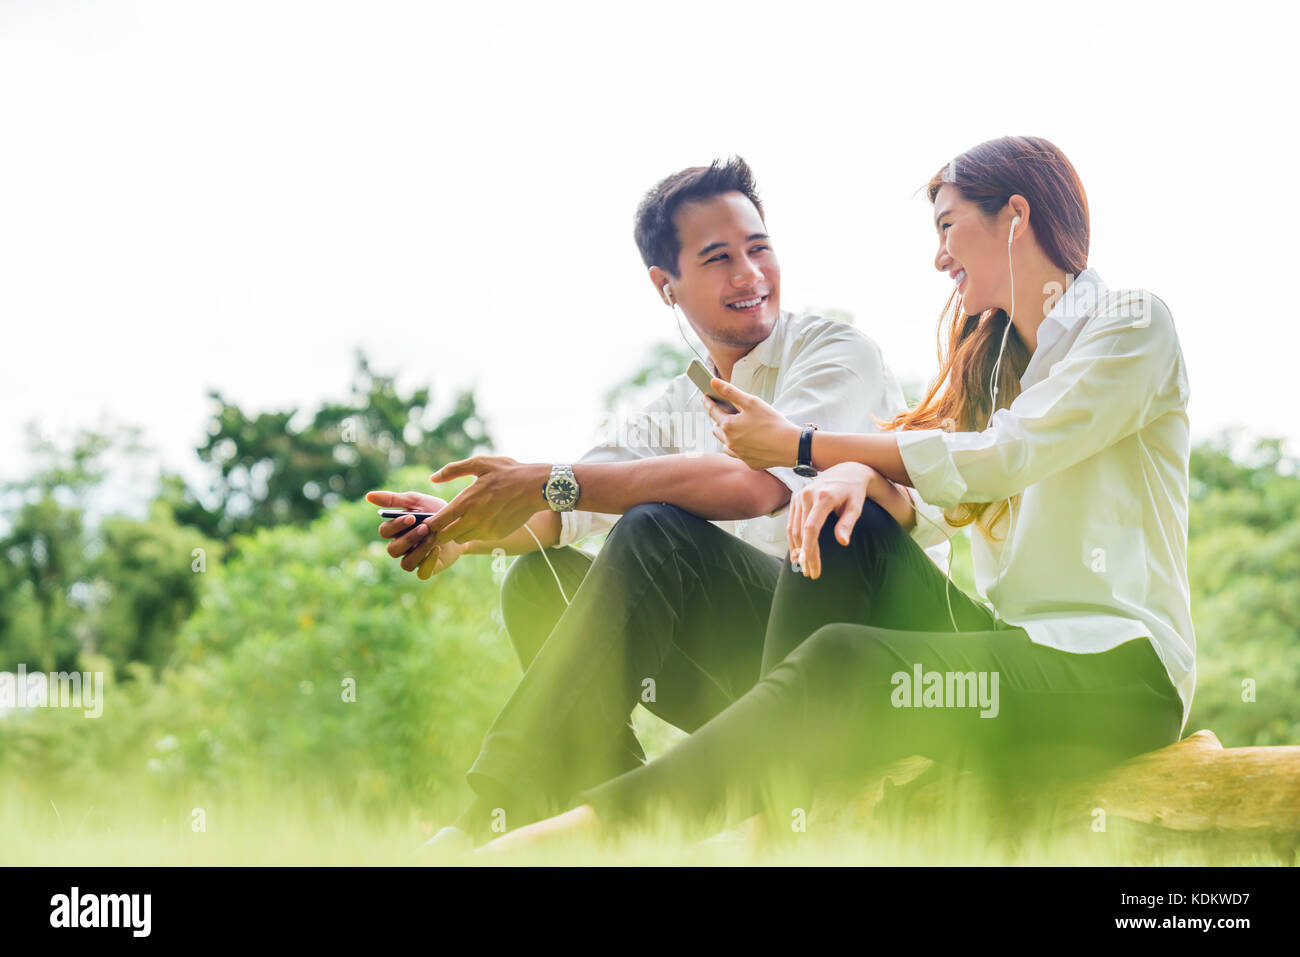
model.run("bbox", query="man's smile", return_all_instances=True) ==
[726,293,769,314]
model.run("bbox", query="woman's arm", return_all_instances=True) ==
[704,378,915,486]
[712,295,1186,513]
[809,431,913,487]
[867,470,918,530]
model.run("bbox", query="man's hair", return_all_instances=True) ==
[633,156,765,279]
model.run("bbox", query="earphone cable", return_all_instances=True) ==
[522,521,571,607]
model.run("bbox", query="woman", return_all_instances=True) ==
[479,135,1194,852]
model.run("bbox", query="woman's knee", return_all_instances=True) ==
[779,623,899,697]
[820,498,898,549]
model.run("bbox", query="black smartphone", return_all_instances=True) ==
[378,509,437,522]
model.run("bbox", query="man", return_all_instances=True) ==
[366,156,946,849]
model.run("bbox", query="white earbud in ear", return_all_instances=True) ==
[1008,214,1021,246]
[662,282,674,305]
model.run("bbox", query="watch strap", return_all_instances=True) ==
[796,424,818,476]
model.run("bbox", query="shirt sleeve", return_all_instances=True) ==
[759,325,899,516]
[557,380,683,548]
[897,292,1189,510]
[905,485,964,550]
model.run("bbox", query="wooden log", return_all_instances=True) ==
[814,730,1300,862]
[1050,729,1300,834]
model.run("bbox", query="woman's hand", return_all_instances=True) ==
[702,377,802,471]
[787,462,878,579]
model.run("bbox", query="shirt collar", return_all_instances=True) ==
[706,309,789,376]
[1034,267,1106,358]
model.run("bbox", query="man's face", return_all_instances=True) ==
[665,191,780,349]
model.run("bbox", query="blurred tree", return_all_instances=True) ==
[0,424,118,671]
[87,499,224,677]
[602,341,695,411]
[1185,431,1300,745]
[162,349,492,540]
[0,423,221,677]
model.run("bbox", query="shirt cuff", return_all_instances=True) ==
[763,465,810,516]
[558,508,624,547]
[557,509,592,548]
[904,486,951,550]
[897,429,968,510]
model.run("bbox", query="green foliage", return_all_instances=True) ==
[1,423,137,672]
[1184,432,1300,745]
[167,350,492,540]
[0,468,520,816]
[0,424,223,676]
[171,472,518,805]
[89,500,224,676]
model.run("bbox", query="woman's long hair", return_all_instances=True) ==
[878,136,1090,540]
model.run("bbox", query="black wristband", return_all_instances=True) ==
[794,424,818,478]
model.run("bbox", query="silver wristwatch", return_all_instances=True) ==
[543,465,580,512]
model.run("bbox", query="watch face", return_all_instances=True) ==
[793,465,818,478]
[547,477,578,508]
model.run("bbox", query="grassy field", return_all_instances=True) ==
[5,787,1289,867]
[6,710,1291,868]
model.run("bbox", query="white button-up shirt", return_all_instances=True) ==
[560,310,950,568]
[897,268,1196,732]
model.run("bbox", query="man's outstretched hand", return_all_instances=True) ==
[425,455,550,547]
[365,489,454,574]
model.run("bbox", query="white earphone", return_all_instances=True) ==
[911,210,1022,633]
[662,279,714,368]
[986,214,1020,427]
[985,211,1021,593]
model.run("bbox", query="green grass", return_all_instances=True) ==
[5,792,1287,866]
[4,754,1290,867]
[3,706,1291,867]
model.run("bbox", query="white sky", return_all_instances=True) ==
[2,0,1295,518]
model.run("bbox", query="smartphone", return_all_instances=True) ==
[686,359,739,414]
[377,509,437,522]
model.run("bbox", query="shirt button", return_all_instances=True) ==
[736,521,748,535]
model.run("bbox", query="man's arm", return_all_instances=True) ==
[570,452,791,520]
[461,453,787,555]
[463,508,561,556]
[428,451,790,548]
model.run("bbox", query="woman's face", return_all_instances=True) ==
[932,183,1012,316]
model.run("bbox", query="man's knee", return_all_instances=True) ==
[605,502,701,550]
[500,550,566,622]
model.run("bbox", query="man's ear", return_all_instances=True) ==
[648,266,674,306]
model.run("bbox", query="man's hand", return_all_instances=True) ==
[365,489,450,573]
[704,378,802,471]
[416,538,467,580]
[426,455,551,547]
